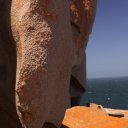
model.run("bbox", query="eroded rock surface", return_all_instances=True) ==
[70,0,97,106]
[0,0,96,127]
[11,1,73,127]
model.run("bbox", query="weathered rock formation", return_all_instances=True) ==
[62,104,128,128]
[0,0,96,127]
[70,0,97,106]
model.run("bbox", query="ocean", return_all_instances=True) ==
[80,77,128,110]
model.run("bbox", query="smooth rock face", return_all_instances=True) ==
[0,0,96,128]
[70,0,97,105]
[0,0,22,127]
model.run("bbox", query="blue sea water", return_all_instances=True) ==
[80,77,128,110]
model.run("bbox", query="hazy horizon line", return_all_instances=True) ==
[87,75,128,80]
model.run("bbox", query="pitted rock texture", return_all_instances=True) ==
[0,0,96,127]
[11,1,73,127]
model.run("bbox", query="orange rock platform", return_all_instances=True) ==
[62,105,128,128]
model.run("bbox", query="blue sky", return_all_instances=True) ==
[87,0,128,78]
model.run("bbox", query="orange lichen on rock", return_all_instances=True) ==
[62,106,128,128]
